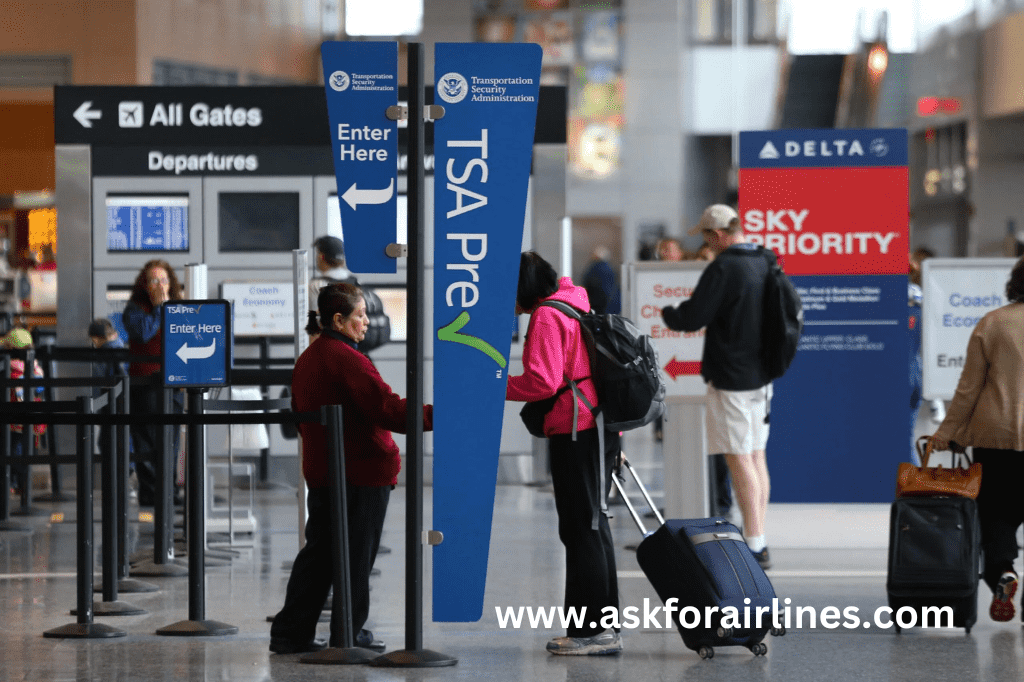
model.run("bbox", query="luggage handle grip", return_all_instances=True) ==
[612,455,665,538]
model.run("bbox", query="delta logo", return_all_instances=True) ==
[758,137,890,160]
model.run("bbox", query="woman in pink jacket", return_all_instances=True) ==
[507,251,622,656]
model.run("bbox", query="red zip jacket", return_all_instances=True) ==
[291,329,432,487]
[507,277,598,436]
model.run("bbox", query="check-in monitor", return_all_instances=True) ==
[202,176,313,269]
[106,195,189,251]
[92,177,203,270]
[218,192,300,253]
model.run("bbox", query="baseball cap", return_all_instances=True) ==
[1,328,32,349]
[688,204,739,236]
[314,236,345,261]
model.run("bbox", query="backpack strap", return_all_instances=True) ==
[536,300,608,531]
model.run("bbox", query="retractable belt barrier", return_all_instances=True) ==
[0,349,324,639]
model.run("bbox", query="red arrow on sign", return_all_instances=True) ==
[664,356,701,380]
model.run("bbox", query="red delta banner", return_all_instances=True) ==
[738,167,908,275]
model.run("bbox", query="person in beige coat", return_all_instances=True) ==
[930,255,1024,623]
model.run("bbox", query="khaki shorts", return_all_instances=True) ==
[705,383,772,456]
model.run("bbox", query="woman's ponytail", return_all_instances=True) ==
[305,309,321,336]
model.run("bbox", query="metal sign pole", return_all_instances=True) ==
[370,41,455,669]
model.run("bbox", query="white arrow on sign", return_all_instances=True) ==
[176,339,216,364]
[73,101,102,128]
[342,178,394,210]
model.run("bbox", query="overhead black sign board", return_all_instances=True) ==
[54,85,566,147]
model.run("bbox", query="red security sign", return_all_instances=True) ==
[738,167,908,275]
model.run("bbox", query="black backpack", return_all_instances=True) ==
[759,248,803,380]
[520,300,666,434]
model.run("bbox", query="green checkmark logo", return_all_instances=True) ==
[437,311,507,369]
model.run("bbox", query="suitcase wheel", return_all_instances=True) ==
[749,642,768,656]
[716,626,734,639]
[698,646,714,660]
[771,626,786,637]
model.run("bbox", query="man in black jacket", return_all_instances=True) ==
[660,204,774,570]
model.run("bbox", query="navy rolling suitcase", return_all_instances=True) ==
[613,459,781,659]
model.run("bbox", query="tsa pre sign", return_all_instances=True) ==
[161,300,231,388]
[432,42,542,623]
[321,41,398,274]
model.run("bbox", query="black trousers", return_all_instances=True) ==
[129,384,182,505]
[271,483,390,646]
[549,428,620,638]
[974,448,1024,593]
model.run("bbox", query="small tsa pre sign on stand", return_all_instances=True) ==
[161,300,231,388]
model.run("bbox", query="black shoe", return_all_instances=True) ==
[269,637,328,654]
[355,629,386,653]
[751,547,772,570]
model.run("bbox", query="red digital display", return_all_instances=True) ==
[738,166,909,276]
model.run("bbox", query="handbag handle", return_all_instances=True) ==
[917,434,973,469]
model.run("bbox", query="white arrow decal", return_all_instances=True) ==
[176,339,216,364]
[342,178,394,210]
[73,101,102,128]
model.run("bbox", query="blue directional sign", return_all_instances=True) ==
[432,42,542,623]
[321,41,399,274]
[161,300,231,388]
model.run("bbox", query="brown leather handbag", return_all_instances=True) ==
[896,436,982,499]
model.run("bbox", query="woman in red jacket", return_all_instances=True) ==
[507,251,622,656]
[270,282,433,655]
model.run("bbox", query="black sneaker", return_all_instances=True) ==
[355,629,386,653]
[269,637,328,655]
[751,547,772,570]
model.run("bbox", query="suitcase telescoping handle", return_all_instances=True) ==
[611,455,665,538]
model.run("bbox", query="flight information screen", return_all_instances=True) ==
[106,196,189,251]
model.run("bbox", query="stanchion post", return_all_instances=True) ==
[370,41,456,669]
[125,378,188,578]
[155,388,237,636]
[92,385,145,615]
[43,396,124,638]
[100,392,118,601]
[112,376,157,593]
[300,404,378,665]
[156,386,174,561]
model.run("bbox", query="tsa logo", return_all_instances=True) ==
[437,72,468,104]
[869,138,889,157]
[328,71,350,92]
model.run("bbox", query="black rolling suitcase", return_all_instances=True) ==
[886,495,980,633]
[613,458,782,659]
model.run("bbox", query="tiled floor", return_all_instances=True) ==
[2,418,1024,681]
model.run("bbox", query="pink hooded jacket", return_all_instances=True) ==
[507,277,598,436]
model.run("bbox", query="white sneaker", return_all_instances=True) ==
[546,630,622,656]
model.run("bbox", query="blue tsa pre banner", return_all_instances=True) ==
[321,41,398,274]
[432,42,542,623]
